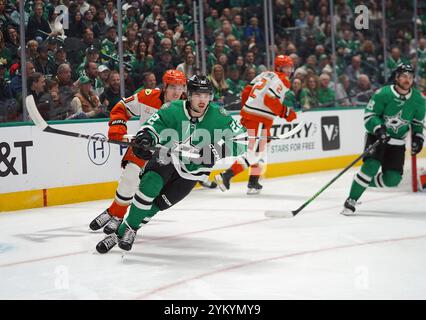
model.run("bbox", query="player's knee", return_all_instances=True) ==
[139,171,164,196]
[383,171,402,187]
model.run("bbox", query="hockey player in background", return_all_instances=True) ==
[95,75,247,253]
[341,64,425,215]
[214,55,297,194]
[89,70,187,234]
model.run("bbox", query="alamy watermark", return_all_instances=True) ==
[354,5,369,30]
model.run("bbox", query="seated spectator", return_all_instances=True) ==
[135,71,157,93]
[225,64,246,97]
[0,60,18,122]
[68,75,105,119]
[5,27,19,63]
[82,60,103,96]
[300,74,320,110]
[66,11,85,38]
[244,66,257,83]
[345,55,363,88]
[335,74,351,106]
[132,41,154,86]
[244,17,264,45]
[209,64,229,103]
[97,64,110,89]
[284,78,303,110]
[28,72,53,120]
[100,26,117,61]
[10,61,35,100]
[153,50,174,85]
[34,45,56,79]
[0,30,11,68]
[27,4,51,41]
[318,73,336,107]
[176,52,195,78]
[99,70,127,112]
[350,74,374,106]
[56,63,76,116]
[47,6,66,41]
[46,78,67,120]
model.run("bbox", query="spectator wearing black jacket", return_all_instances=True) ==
[27,4,51,41]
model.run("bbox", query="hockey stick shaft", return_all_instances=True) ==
[291,140,381,216]
[231,121,304,141]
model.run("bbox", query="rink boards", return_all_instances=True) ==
[0,107,404,211]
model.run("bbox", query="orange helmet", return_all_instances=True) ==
[162,69,187,85]
[274,55,293,71]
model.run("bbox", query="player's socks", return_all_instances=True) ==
[348,158,381,200]
[108,201,128,218]
[231,161,245,176]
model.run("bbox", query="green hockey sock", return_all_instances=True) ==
[118,171,164,236]
[348,158,381,201]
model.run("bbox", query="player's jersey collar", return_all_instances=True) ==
[391,85,412,100]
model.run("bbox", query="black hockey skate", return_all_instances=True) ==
[96,234,118,254]
[214,169,234,192]
[247,175,263,195]
[89,209,113,231]
[340,198,358,216]
[118,221,138,251]
[103,217,123,235]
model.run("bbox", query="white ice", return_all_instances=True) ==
[1,163,426,300]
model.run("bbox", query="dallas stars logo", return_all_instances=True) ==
[383,110,408,134]
[172,135,200,158]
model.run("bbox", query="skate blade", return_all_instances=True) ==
[340,208,357,216]
[264,210,294,218]
[214,175,228,192]
[247,188,261,195]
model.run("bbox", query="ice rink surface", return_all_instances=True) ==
[1,164,426,300]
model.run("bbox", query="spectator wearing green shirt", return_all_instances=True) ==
[386,47,405,76]
[132,41,155,87]
[318,73,336,108]
[209,64,229,104]
[226,65,246,97]
[231,14,245,41]
[205,8,221,36]
[300,74,320,110]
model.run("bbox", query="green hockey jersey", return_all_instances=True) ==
[364,85,425,144]
[141,100,247,181]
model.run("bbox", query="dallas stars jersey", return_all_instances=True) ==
[140,100,247,181]
[364,85,425,144]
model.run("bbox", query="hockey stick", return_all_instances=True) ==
[121,120,305,142]
[25,95,200,158]
[231,120,305,141]
[265,140,381,218]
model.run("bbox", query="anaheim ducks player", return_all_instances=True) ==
[215,55,297,194]
[89,69,187,234]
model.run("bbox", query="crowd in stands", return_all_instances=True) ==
[1,0,426,122]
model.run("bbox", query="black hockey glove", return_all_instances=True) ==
[132,130,155,160]
[411,134,424,156]
[374,125,390,144]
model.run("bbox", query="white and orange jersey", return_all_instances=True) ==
[240,71,291,126]
[109,88,165,127]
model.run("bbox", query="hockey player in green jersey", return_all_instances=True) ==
[96,75,247,253]
[342,64,425,215]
